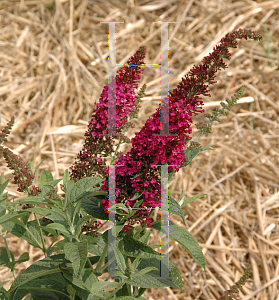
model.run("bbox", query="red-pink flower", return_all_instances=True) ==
[69,47,146,182]
[100,29,262,231]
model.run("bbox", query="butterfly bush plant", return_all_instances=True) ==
[0,29,262,300]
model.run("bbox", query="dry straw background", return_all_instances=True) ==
[0,0,279,299]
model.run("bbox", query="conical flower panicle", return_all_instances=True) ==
[0,117,42,197]
[69,47,146,182]
[100,29,262,232]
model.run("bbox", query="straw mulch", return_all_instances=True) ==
[0,0,279,299]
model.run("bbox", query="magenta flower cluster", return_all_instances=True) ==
[69,47,145,182]
[99,29,262,232]
[70,28,262,232]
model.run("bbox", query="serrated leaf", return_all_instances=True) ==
[0,205,6,217]
[1,220,42,249]
[64,240,88,277]
[0,281,9,289]
[81,195,109,220]
[7,252,29,269]
[131,266,158,280]
[42,179,62,188]
[50,239,66,255]
[183,145,215,168]
[110,242,126,274]
[62,268,103,299]
[122,230,167,257]
[127,256,184,291]
[0,173,5,185]
[63,169,70,186]
[0,211,30,224]
[0,192,8,206]
[74,214,92,238]
[89,281,122,296]
[179,193,207,208]
[0,247,14,268]
[17,252,29,263]
[149,220,205,270]
[0,178,11,197]
[6,254,70,300]
[27,207,67,223]
[80,235,102,256]
[46,223,73,238]
[161,192,186,226]
[68,177,104,206]
[6,196,52,208]
[38,170,54,187]
[38,226,58,238]
[129,193,142,201]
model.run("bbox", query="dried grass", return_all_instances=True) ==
[0,0,279,299]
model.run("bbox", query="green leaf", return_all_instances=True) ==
[0,205,6,217]
[74,214,92,238]
[63,169,70,187]
[17,252,30,263]
[0,247,14,268]
[179,193,207,208]
[62,268,103,299]
[42,179,62,189]
[81,195,109,220]
[7,252,29,269]
[5,254,71,300]
[150,220,205,270]
[65,202,75,225]
[131,250,143,271]
[0,192,8,207]
[49,239,66,256]
[27,207,67,223]
[0,173,5,185]
[1,220,43,249]
[38,169,54,187]
[77,189,108,203]
[183,145,215,168]
[130,266,158,281]
[6,196,53,208]
[161,192,187,226]
[64,239,88,277]
[108,203,129,215]
[0,211,30,224]
[38,225,58,238]
[126,259,183,290]
[127,256,184,291]
[129,193,142,201]
[0,281,9,289]
[122,230,167,257]
[64,179,74,205]
[46,223,73,238]
[32,159,46,180]
[0,178,11,197]
[79,234,103,256]
[110,242,126,274]
[89,281,122,296]
[68,177,104,206]
[115,297,148,300]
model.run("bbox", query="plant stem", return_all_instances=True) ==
[34,212,47,257]
[95,243,108,272]
[3,233,16,279]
